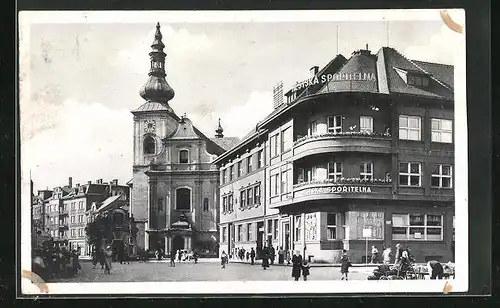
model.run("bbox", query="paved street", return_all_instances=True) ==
[51,260,372,282]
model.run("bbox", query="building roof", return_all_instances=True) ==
[95,195,122,213]
[214,46,454,163]
[210,137,241,151]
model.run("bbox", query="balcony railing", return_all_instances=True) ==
[294,131,391,147]
[293,177,392,189]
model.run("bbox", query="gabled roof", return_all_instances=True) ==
[210,137,240,151]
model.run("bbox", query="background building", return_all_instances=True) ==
[215,46,454,263]
[130,23,239,256]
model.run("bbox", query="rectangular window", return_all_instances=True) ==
[281,171,288,194]
[222,227,227,243]
[431,164,453,188]
[79,215,84,223]
[270,174,279,197]
[392,214,443,240]
[360,162,373,180]
[294,216,302,241]
[229,194,234,211]
[327,213,337,240]
[327,116,343,133]
[71,202,75,210]
[222,196,227,212]
[307,121,317,136]
[270,135,279,157]
[247,223,252,241]
[281,127,292,152]
[453,216,455,241]
[360,116,373,134]
[254,185,261,204]
[229,165,234,181]
[257,150,263,168]
[399,115,421,141]
[179,150,189,164]
[238,225,243,242]
[222,169,227,184]
[399,162,422,187]
[240,190,246,208]
[305,166,318,182]
[267,220,273,236]
[431,118,453,143]
[203,198,209,211]
[274,219,278,239]
[328,162,342,182]
[71,229,76,237]
[71,215,75,223]
[297,168,305,183]
[237,161,243,177]
[247,187,253,206]
[158,198,164,212]
[247,156,252,173]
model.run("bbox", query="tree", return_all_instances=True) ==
[85,213,113,251]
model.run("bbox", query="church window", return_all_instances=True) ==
[158,198,164,212]
[176,188,191,210]
[144,136,156,155]
[179,149,189,164]
[203,198,209,211]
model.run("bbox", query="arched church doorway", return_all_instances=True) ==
[172,236,185,254]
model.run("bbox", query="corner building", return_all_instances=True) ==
[130,23,238,256]
[215,47,455,263]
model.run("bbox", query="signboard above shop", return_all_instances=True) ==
[294,72,377,91]
[294,185,373,198]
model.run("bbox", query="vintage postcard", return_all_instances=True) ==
[19,9,467,295]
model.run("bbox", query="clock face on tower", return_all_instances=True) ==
[144,120,156,133]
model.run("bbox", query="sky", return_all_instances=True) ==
[20,12,462,191]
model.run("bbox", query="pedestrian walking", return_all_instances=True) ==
[302,260,311,281]
[261,246,270,270]
[394,243,402,265]
[340,249,352,281]
[103,246,113,274]
[91,250,98,269]
[193,251,198,264]
[250,247,256,265]
[221,251,228,269]
[382,246,392,265]
[176,249,181,262]
[291,250,302,281]
[371,245,379,264]
[278,246,285,264]
[269,245,276,265]
[170,250,176,267]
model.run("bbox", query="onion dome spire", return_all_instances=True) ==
[215,118,224,138]
[139,22,175,105]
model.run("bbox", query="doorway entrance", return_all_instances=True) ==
[282,222,290,251]
[172,235,185,255]
[256,222,264,258]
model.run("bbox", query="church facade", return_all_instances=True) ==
[130,23,239,256]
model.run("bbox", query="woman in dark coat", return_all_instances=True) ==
[340,250,352,280]
[291,250,303,281]
[261,246,270,270]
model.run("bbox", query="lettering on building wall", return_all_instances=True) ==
[294,186,373,198]
[294,72,377,91]
[305,213,317,241]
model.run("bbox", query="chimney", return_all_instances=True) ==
[68,177,72,188]
[76,183,80,187]
[272,81,284,109]
[310,66,319,78]
[96,179,102,184]
[112,179,118,185]
[87,181,91,185]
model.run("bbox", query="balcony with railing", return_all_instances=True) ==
[292,177,393,202]
[292,131,392,160]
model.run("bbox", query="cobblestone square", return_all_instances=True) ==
[52,260,372,282]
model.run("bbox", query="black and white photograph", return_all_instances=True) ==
[19,9,467,295]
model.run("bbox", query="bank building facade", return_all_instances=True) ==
[130,23,239,256]
[214,46,455,263]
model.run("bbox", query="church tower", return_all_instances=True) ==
[129,23,240,256]
[130,22,179,251]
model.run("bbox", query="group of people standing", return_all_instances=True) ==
[91,245,116,274]
[33,244,82,280]
[370,243,415,265]
[154,248,199,267]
